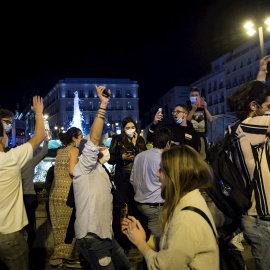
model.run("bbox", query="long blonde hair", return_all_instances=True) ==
[159,145,213,232]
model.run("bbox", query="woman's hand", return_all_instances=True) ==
[121,216,146,248]
[132,131,138,146]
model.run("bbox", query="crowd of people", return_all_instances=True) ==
[0,54,270,270]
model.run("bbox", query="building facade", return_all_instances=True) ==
[24,78,139,139]
[191,37,270,143]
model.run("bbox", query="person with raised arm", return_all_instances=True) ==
[72,85,130,270]
[0,96,45,270]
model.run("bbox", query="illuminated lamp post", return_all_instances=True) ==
[244,17,270,58]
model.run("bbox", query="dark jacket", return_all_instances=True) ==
[147,120,200,152]
[108,134,147,172]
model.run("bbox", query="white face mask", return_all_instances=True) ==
[3,123,12,133]
[125,129,136,138]
[99,149,110,164]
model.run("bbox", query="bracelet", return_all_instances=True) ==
[96,111,106,115]
[99,107,106,111]
[96,112,106,117]
[96,114,105,120]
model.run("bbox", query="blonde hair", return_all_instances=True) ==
[159,145,213,232]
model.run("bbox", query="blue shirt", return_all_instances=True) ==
[130,148,164,204]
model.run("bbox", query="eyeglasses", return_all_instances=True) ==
[2,119,12,125]
[172,110,186,115]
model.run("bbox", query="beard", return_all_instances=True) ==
[161,186,166,200]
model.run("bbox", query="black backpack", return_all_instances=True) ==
[205,121,253,220]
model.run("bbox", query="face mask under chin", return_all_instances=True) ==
[175,117,184,124]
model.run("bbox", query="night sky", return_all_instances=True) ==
[1,1,269,117]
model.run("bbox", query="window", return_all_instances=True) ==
[116,101,122,110]
[66,102,73,111]
[89,90,94,98]
[88,102,94,110]
[127,101,133,110]
[116,89,122,98]
[107,101,112,110]
[79,90,84,98]
[126,89,132,97]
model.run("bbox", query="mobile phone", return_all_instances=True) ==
[158,108,162,114]
[197,97,204,108]
[267,61,270,78]
[102,88,111,98]
[126,150,133,154]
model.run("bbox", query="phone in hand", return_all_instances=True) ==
[126,150,134,155]
[197,97,204,108]
[158,108,162,114]
[102,88,111,98]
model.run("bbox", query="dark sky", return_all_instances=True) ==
[1,1,269,116]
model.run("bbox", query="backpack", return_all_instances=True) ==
[205,121,253,220]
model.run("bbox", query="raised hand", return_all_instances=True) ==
[95,85,111,106]
[256,54,270,81]
[31,96,44,116]
[153,110,163,125]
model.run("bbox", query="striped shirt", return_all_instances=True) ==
[230,115,270,216]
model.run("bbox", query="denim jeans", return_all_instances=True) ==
[242,215,270,270]
[77,235,130,270]
[137,204,162,238]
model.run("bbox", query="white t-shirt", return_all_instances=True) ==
[0,143,33,234]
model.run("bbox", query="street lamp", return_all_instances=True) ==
[244,17,270,57]
[54,126,65,133]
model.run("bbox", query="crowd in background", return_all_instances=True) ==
[0,55,270,270]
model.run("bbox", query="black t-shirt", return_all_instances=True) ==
[187,100,208,135]
[147,121,200,152]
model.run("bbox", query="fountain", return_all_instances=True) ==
[68,91,85,134]
[34,91,86,182]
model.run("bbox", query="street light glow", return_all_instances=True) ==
[243,16,270,57]
[244,22,254,30]
[247,29,256,36]
[265,18,270,26]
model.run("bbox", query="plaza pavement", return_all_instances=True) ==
[29,201,255,270]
